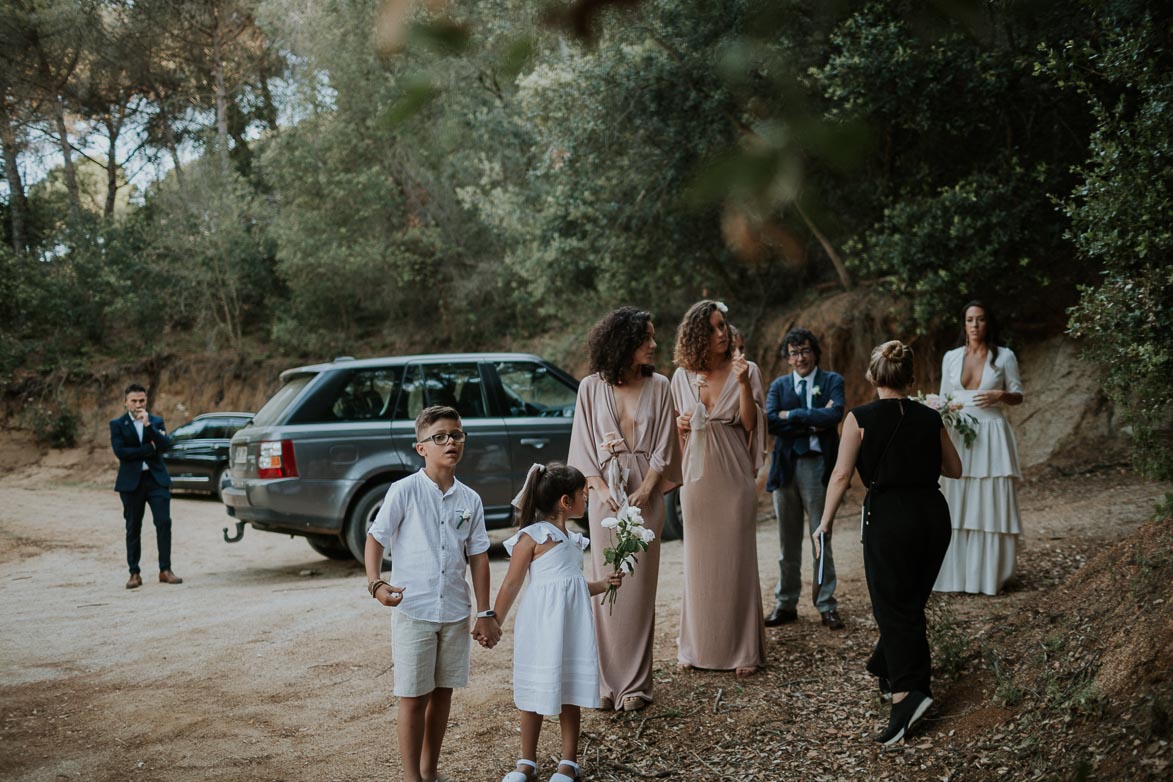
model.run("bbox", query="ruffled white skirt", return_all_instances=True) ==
[934,395,1022,595]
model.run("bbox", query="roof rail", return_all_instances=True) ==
[333,356,356,362]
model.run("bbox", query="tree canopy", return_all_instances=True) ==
[0,0,1169,472]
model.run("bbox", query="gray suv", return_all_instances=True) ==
[222,353,579,562]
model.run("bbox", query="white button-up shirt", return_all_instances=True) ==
[132,418,149,470]
[368,469,490,623]
[792,371,822,454]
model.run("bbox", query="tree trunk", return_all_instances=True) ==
[795,202,854,291]
[52,98,83,225]
[0,106,29,254]
[212,1,230,173]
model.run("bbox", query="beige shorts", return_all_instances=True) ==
[391,611,471,697]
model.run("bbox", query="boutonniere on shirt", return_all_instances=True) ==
[811,385,822,397]
[456,509,471,529]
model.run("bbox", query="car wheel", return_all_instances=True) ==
[345,482,394,567]
[306,534,353,560]
[661,488,684,541]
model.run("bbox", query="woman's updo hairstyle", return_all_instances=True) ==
[867,340,915,390]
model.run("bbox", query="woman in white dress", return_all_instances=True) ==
[934,301,1025,595]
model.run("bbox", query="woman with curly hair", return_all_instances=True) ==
[669,300,768,677]
[567,306,682,712]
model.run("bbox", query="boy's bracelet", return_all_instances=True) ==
[368,579,390,598]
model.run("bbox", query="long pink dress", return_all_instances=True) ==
[568,373,681,707]
[670,364,768,670]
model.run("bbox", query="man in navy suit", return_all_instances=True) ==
[110,383,182,589]
[765,329,846,630]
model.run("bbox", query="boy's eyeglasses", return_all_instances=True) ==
[418,431,467,446]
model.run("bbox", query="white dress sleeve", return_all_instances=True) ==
[503,522,561,557]
[939,349,959,396]
[999,348,1024,396]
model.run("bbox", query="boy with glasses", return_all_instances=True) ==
[764,329,847,631]
[365,405,501,782]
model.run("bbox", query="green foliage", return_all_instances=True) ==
[927,596,970,680]
[1,0,1170,488]
[1053,13,1173,478]
[815,0,1094,329]
[846,166,1057,326]
[19,401,81,448]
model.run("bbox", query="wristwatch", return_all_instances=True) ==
[476,609,496,618]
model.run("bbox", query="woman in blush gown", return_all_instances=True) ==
[934,301,1025,595]
[567,307,681,712]
[669,300,767,678]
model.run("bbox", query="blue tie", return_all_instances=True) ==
[794,378,809,455]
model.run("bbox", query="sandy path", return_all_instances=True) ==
[0,469,1165,781]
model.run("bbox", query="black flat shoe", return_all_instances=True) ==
[765,606,798,627]
[875,691,932,746]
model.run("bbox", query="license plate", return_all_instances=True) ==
[235,446,247,464]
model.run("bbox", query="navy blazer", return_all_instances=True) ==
[110,412,173,492]
[765,367,846,491]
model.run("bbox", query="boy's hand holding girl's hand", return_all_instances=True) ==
[472,616,501,649]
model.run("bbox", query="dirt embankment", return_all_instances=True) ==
[2,289,1129,482]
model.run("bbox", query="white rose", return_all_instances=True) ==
[601,517,620,529]
[639,527,656,544]
[620,559,635,575]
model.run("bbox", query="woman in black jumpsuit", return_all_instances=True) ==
[813,340,962,745]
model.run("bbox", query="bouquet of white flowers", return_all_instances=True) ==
[599,505,655,615]
[911,391,979,447]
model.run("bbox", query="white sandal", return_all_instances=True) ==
[502,759,537,782]
[549,759,581,781]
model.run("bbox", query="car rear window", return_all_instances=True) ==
[286,367,405,424]
[252,376,314,427]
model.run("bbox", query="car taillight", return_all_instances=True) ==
[257,440,298,479]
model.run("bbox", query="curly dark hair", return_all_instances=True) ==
[957,300,1001,366]
[673,300,731,372]
[782,328,821,362]
[587,307,655,385]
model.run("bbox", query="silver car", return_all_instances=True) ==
[221,353,580,562]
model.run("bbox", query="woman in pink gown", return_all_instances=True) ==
[568,307,681,711]
[669,300,767,677]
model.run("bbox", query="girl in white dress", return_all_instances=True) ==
[934,301,1025,595]
[494,463,624,782]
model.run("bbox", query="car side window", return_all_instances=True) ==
[170,421,206,442]
[394,363,487,420]
[226,417,251,436]
[289,368,404,423]
[495,361,577,418]
[200,419,230,439]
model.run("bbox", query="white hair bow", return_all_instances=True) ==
[510,463,546,510]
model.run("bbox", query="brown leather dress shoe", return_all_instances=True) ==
[126,573,142,589]
[765,606,798,627]
[158,570,184,584]
[820,609,846,630]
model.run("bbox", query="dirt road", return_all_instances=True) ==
[0,469,1166,782]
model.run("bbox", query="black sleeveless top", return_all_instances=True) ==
[852,398,944,490]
